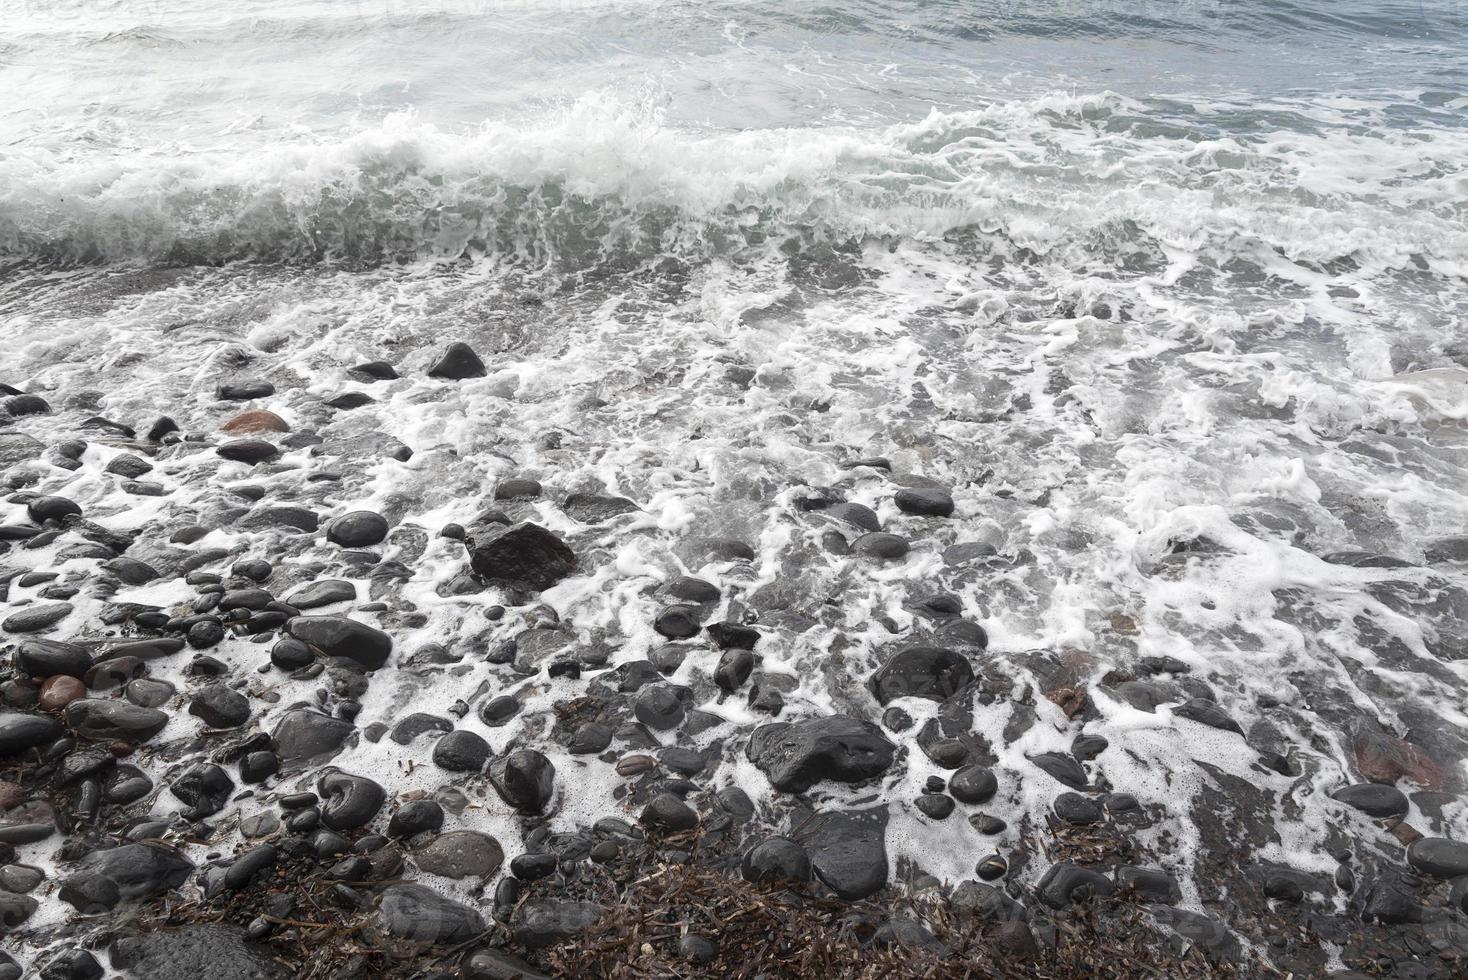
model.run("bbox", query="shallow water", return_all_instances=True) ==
[4,0,1468,972]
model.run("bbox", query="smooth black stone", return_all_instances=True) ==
[706,621,760,649]
[285,615,391,670]
[64,699,168,742]
[388,799,444,838]
[270,708,354,766]
[714,648,756,693]
[15,639,90,679]
[319,771,386,831]
[894,487,955,517]
[326,392,374,409]
[1053,792,1103,825]
[412,830,504,879]
[494,478,542,500]
[633,685,686,730]
[238,751,279,784]
[1407,837,1468,878]
[376,883,486,943]
[2,602,74,634]
[561,493,640,524]
[640,793,699,832]
[283,580,355,609]
[222,844,277,891]
[71,842,193,902]
[269,637,315,670]
[1029,751,1088,790]
[976,855,1007,881]
[216,440,280,464]
[433,730,490,771]
[186,619,225,649]
[104,453,152,479]
[3,394,51,417]
[1072,733,1109,760]
[239,506,320,533]
[489,749,555,815]
[27,495,82,523]
[389,712,453,745]
[795,807,889,900]
[747,716,895,793]
[326,510,389,548]
[1172,697,1244,736]
[469,522,577,591]
[1263,875,1305,902]
[851,532,909,560]
[1037,862,1116,908]
[511,899,604,949]
[664,576,720,603]
[349,361,398,381]
[915,794,955,819]
[171,763,234,818]
[478,695,521,727]
[824,502,880,531]
[653,604,703,639]
[427,342,487,380]
[1332,782,1409,818]
[741,837,812,883]
[565,722,613,754]
[870,645,973,704]
[38,948,102,980]
[189,686,251,729]
[217,381,275,400]
[1115,865,1182,903]
[948,765,998,804]
[220,588,273,612]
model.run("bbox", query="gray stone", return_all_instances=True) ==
[376,883,486,943]
[412,831,504,879]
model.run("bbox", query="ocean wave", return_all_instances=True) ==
[0,90,1464,273]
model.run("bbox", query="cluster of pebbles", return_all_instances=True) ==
[2,333,1468,980]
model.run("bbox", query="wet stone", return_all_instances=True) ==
[284,579,355,609]
[389,712,453,745]
[65,700,168,742]
[1053,792,1103,825]
[489,749,555,815]
[189,685,251,729]
[1407,837,1468,879]
[432,730,490,771]
[894,487,955,517]
[326,510,389,548]
[1029,751,1088,790]
[286,616,391,670]
[870,645,974,705]
[1332,782,1409,818]
[469,522,577,591]
[412,830,504,879]
[747,716,896,793]
[2,602,73,633]
[376,883,486,943]
[427,342,487,380]
[795,807,889,900]
[511,900,605,949]
[851,532,909,560]
[387,799,444,837]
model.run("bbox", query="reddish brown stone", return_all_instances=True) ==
[37,675,86,712]
[1047,686,1088,719]
[1107,612,1140,635]
[1352,730,1446,791]
[108,740,135,757]
[220,409,289,434]
[0,781,25,810]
